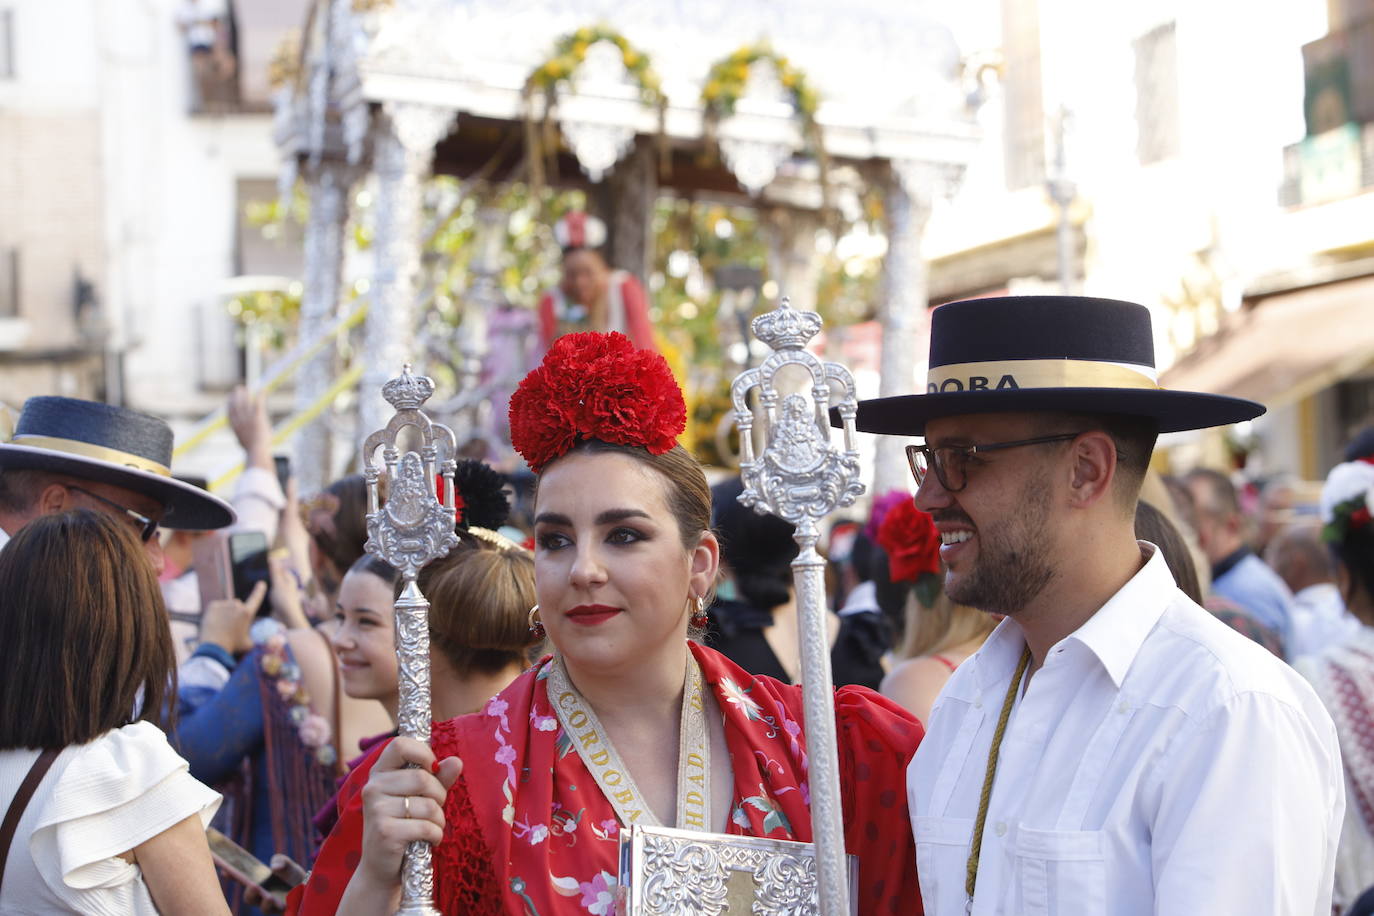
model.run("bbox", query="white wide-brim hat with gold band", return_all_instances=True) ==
[851,296,1265,436]
[0,396,235,530]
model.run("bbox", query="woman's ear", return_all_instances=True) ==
[690,531,722,597]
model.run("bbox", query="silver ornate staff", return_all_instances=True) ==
[361,365,460,916]
[731,298,865,916]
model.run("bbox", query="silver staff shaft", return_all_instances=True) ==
[361,364,459,916]
[794,530,850,916]
[395,580,438,915]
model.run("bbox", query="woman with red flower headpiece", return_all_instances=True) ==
[874,497,995,725]
[290,332,923,915]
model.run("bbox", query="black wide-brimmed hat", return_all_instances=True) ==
[851,296,1264,436]
[0,397,235,530]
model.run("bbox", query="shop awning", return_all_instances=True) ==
[1161,273,1374,409]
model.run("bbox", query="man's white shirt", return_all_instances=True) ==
[909,544,1344,915]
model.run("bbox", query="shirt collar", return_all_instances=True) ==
[960,544,1176,696]
[0,526,8,552]
[1212,544,1251,581]
[1063,542,1173,688]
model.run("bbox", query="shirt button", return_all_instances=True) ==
[994,821,1007,837]
[1117,701,1130,714]
[974,696,983,709]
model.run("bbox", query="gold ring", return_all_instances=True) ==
[403,796,411,819]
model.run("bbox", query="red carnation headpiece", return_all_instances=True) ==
[875,497,941,583]
[508,332,686,472]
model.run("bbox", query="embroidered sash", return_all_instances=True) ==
[547,651,711,831]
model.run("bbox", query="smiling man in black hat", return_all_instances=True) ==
[859,297,1343,914]
[0,397,234,574]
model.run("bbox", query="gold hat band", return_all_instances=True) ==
[8,434,172,478]
[927,359,1160,395]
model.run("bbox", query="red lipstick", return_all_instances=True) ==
[565,604,621,626]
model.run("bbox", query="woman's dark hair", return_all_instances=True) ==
[0,510,176,749]
[1135,500,1203,604]
[417,533,538,675]
[713,476,798,612]
[535,440,712,550]
[1332,525,1374,622]
[349,552,400,586]
[304,474,376,580]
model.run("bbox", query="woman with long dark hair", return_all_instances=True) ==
[0,510,225,913]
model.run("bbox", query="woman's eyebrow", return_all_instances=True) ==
[533,509,652,526]
[595,508,651,525]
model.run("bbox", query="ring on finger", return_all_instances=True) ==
[403,796,412,819]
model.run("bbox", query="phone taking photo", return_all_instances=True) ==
[229,531,273,617]
[193,530,273,615]
[206,827,295,904]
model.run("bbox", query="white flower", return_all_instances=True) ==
[1321,461,1374,523]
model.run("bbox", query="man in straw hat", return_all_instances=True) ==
[0,396,234,574]
[852,297,1342,914]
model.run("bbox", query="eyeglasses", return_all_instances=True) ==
[65,484,161,543]
[906,433,1085,493]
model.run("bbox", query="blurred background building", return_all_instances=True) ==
[1,0,1369,493]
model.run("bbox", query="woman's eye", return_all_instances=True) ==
[608,527,644,545]
[537,531,570,551]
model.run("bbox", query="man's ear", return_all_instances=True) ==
[36,481,72,516]
[1066,431,1117,509]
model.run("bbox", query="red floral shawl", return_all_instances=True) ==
[291,643,923,915]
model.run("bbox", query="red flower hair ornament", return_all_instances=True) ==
[875,497,941,584]
[508,332,686,472]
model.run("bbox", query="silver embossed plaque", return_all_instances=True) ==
[616,825,858,916]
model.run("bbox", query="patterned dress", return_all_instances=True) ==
[291,643,923,915]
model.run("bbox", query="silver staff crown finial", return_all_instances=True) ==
[750,296,824,352]
[382,364,436,411]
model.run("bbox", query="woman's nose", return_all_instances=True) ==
[569,543,608,587]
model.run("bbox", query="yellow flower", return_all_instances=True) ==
[623,50,641,68]
[732,63,749,82]
[572,40,588,58]
[781,72,798,88]
[730,47,750,64]
[574,27,592,42]
[704,80,721,100]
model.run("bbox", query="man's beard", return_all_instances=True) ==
[942,470,1056,616]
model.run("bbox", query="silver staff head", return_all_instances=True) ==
[361,364,460,579]
[730,297,865,528]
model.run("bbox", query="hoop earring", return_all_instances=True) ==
[688,593,709,630]
[528,604,546,641]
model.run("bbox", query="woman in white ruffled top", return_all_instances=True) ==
[0,509,227,914]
